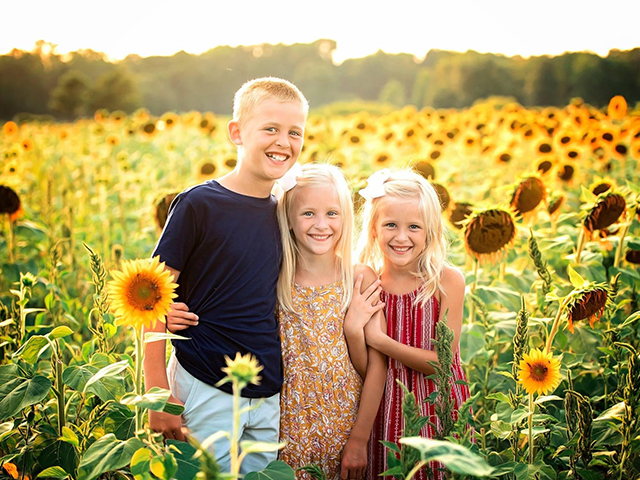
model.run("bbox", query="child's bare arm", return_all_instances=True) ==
[364,266,465,375]
[144,265,186,440]
[344,265,384,378]
[340,312,387,479]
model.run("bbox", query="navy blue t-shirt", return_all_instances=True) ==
[152,180,283,397]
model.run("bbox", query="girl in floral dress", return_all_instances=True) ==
[356,169,470,480]
[275,163,387,480]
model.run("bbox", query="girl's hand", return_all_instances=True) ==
[340,436,367,479]
[364,312,387,349]
[345,275,385,332]
[166,302,198,332]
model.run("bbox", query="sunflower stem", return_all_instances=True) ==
[574,228,586,265]
[528,393,535,464]
[613,217,631,269]
[5,214,15,263]
[134,327,144,435]
[230,378,241,478]
[544,297,569,354]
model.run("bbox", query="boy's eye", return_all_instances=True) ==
[266,127,277,133]
[290,130,302,137]
[385,222,396,228]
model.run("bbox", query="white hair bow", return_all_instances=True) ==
[359,169,391,200]
[277,163,303,192]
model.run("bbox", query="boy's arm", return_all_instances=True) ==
[340,312,387,480]
[144,266,186,441]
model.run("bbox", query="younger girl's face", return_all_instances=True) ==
[289,185,343,260]
[374,196,427,270]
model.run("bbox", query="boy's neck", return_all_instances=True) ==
[217,169,275,198]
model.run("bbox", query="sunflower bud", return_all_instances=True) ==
[219,352,263,388]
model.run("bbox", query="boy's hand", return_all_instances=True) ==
[148,394,187,441]
[340,437,367,479]
[344,275,385,332]
[166,302,198,332]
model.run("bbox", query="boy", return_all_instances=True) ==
[144,77,308,473]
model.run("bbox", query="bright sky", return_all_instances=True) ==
[3,0,639,63]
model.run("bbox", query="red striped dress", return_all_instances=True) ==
[367,289,470,480]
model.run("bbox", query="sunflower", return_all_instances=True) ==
[583,193,626,238]
[518,348,562,396]
[547,193,565,217]
[449,201,473,229]
[431,182,450,211]
[2,462,19,480]
[198,161,217,181]
[106,134,120,146]
[21,138,34,152]
[537,158,554,174]
[374,152,392,166]
[557,164,575,182]
[0,185,22,221]
[219,352,263,388]
[154,192,178,231]
[566,286,608,333]
[107,256,178,330]
[224,158,237,169]
[536,139,553,155]
[590,178,613,196]
[161,112,179,129]
[607,95,627,120]
[414,160,435,179]
[2,121,18,137]
[141,122,156,136]
[625,249,640,265]
[464,209,516,262]
[510,176,546,217]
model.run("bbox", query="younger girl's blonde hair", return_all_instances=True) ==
[277,163,354,314]
[356,168,448,305]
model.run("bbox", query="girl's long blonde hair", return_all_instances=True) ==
[356,169,448,305]
[277,163,354,314]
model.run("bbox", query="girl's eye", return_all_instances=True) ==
[290,130,302,137]
[302,212,313,217]
[266,127,277,133]
[409,224,421,230]
[385,222,396,228]
[328,211,339,217]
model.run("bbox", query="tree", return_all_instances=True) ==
[49,70,89,119]
[378,79,406,107]
[87,68,141,113]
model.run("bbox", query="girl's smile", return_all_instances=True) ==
[374,198,426,270]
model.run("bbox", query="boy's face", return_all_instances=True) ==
[229,99,306,183]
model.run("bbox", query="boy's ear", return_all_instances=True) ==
[228,120,242,146]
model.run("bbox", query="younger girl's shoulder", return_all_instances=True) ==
[440,265,466,292]
[353,263,378,285]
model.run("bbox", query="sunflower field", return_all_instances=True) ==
[1,95,639,480]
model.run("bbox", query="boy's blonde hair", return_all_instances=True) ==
[233,77,309,126]
[356,169,448,305]
[277,163,354,314]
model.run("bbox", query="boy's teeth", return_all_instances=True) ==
[267,153,287,161]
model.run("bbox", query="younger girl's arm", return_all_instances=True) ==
[344,265,384,378]
[365,266,465,375]
[340,311,387,479]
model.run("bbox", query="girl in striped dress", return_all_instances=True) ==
[356,169,470,480]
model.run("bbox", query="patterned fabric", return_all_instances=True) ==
[367,290,471,480]
[279,281,363,480]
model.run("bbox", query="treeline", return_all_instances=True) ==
[1,39,639,120]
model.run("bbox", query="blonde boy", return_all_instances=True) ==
[144,78,308,473]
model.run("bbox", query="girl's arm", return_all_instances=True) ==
[365,266,465,375]
[344,265,384,378]
[340,311,387,479]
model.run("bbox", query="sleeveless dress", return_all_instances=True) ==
[278,281,363,480]
[367,290,470,480]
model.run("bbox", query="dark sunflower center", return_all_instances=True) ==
[200,162,216,175]
[615,144,627,155]
[465,210,515,255]
[568,289,607,321]
[511,177,544,214]
[539,143,552,154]
[0,186,21,214]
[126,275,160,311]
[528,361,549,382]
[430,150,441,160]
[585,194,626,231]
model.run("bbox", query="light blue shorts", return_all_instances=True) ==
[167,352,280,474]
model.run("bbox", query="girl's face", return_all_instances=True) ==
[374,196,427,270]
[289,185,343,260]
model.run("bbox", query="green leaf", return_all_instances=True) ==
[37,466,69,479]
[63,365,98,392]
[150,453,178,480]
[238,441,286,455]
[83,360,128,402]
[244,460,295,480]
[0,375,52,422]
[534,395,562,404]
[78,434,145,480]
[60,426,79,446]
[166,440,200,480]
[34,436,79,476]
[104,403,135,440]
[399,437,494,475]
[567,265,586,288]
[380,440,401,453]
[121,386,184,414]
[13,335,51,363]
[48,326,74,340]
[485,392,510,403]
[130,448,152,480]
[580,185,597,204]
[0,364,22,384]
[144,332,190,343]
[620,310,640,329]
